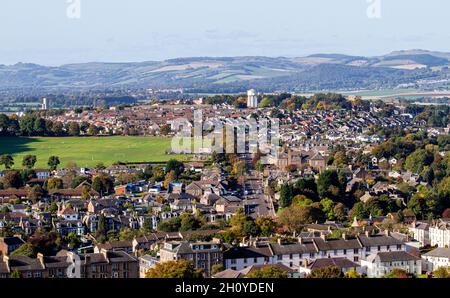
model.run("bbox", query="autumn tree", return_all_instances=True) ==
[307,266,343,278]
[246,266,288,278]
[146,260,203,278]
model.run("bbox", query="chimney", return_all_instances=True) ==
[320,234,327,241]
[385,230,390,237]
[342,233,347,240]
[298,237,304,244]
[37,253,45,267]
[277,238,283,245]
[365,231,370,238]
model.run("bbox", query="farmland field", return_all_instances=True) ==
[0,136,189,169]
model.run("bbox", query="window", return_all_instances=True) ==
[354,257,359,262]
[254,258,257,263]
[244,258,247,264]
[354,249,359,254]
[231,259,236,264]
[343,249,347,255]
[289,254,293,260]
[289,262,293,268]
[277,255,282,260]
[377,246,381,251]
[366,247,370,252]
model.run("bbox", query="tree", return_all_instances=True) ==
[334,203,347,221]
[345,270,362,278]
[11,243,35,257]
[179,214,201,231]
[383,268,409,278]
[278,205,325,232]
[212,264,225,275]
[243,221,261,237]
[165,159,185,179]
[0,154,14,169]
[349,202,368,219]
[279,183,294,208]
[96,214,107,241]
[160,124,171,136]
[146,260,203,278]
[67,122,80,136]
[65,232,81,249]
[246,266,288,278]
[47,156,60,171]
[317,170,343,201]
[320,198,336,220]
[157,217,182,232]
[255,216,277,237]
[307,266,343,278]
[92,174,114,195]
[164,170,176,189]
[433,267,450,278]
[22,155,37,169]
[405,149,434,174]
[27,185,44,203]
[87,124,99,136]
[10,270,21,278]
[1,171,23,188]
[229,208,248,233]
[47,177,64,190]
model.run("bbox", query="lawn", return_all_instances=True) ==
[0,136,189,169]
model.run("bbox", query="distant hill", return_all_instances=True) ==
[1,50,449,93]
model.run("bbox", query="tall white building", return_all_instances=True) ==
[41,97,49,110]
[247,89,258,108]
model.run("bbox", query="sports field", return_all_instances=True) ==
[0,136,189,169]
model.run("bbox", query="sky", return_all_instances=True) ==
[0,0,449,65]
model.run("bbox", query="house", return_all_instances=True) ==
[422,247,450,272]
[50,187,100,200]
[139,255,160,278]
[0,189,29,203]
[185,180,225,197]
[57,249,139,278]
[409,220,431,247]
[57,207,79,221]
[34,169,51,180]
[159,240,223,277]
[223,245,272,271]
[308,152,327,172]
[0,253,70,278]
[53,219,85,236]
[429,219,450,248]
[361,251,422,277]
[95,241,133,254]
[0,236,26,256]
[299,257,362,277]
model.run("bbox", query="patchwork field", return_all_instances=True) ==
[0,136,188,169]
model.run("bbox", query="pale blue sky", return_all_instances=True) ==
[0,0,449,65]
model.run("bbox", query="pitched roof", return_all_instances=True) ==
[423,247,450,259]
[307,257,359,270]
[368,251,421,263]
[224,246,273,259]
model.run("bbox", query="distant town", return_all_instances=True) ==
[0,89,449,279]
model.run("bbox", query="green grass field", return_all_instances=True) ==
[0,136,189,169]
